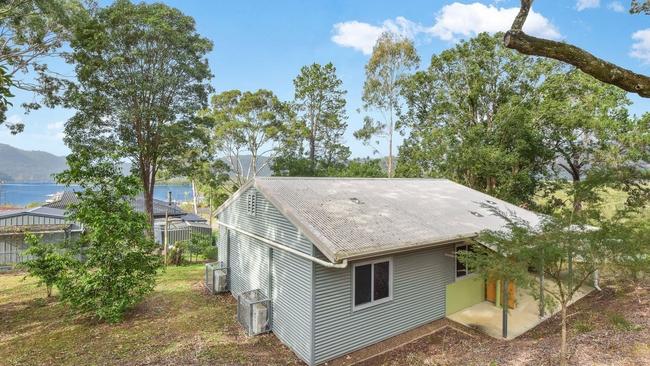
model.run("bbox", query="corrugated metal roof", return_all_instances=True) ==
[44,191,190,218]
[244,177,542,261]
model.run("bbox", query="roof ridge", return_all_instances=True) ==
[255,177,451,181]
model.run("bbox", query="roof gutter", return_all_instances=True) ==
[216,220,348,269]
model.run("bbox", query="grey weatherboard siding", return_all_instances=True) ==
[217,187,314,364]
[312,245,455,364]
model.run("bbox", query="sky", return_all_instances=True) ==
[2,0,649,158]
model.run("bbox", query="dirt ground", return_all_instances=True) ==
[360,282,650,366]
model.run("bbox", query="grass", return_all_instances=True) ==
[573,319,594,333]
[608,312,643,332]
[0,264,300,366]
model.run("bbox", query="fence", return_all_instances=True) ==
[0,231,80,265]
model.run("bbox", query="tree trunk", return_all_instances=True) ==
[387,115,394,178]
[560,302,568,366]
[309,122,316,173]
[143,186,155,238]
[191,179,198,215]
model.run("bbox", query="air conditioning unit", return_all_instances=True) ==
[237,289,270,336]
[205,261,228,294]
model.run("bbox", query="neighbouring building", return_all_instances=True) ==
[0,191,211,265]
[215,177,543,365]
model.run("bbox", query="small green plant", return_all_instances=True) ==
[19,233,70,297]
[168,241,187,266]
[573,319,594,333]
[609,313,642,331]
[187,233,214,263]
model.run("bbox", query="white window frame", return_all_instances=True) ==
[351,257,393,311]
[454,243,474,280]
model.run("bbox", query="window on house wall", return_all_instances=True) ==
[353,258,392,309]
[455,243,474,279]
[246,192,256,216]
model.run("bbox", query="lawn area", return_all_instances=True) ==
[0,264,300,366]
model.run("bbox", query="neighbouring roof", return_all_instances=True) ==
[0,206,67,220]
[44,191,192,218]
[220,178,543,262]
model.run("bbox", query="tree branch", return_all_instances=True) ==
[504,0,650,98]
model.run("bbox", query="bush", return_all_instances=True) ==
[167,241,187,266]
[19,233,70,297]
[202,245,218,260]
[56,173,162,323]
[187,233,213,263]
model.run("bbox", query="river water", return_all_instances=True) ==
[0,183,193,207]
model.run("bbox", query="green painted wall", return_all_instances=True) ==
[445,276,485,315]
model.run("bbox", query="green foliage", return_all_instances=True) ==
[273,62,350,176]
[0,0,84,126]
[356,32,419,178]
[57,155,161,323]
[64,0,213,230]
[186,233,213,263]
[167,241,187,266]
[396,33,554,205]
[573,319,594,333]
[19,233,70,298]
[207,89,290,185]
[329,158,386,178]
[535,68,641,213]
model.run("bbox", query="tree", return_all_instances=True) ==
[273,62,350,176]
[330,158,386,178]
[461,207,648,366]
[535,69,638,213]
[0,0,85,132]
[504,0,650,98]
[56,153,161,323]
[207,89,288,187]
[355,32,419,178]
[19,233,70,297]
[396,33,553,205]
[63,0,213,235]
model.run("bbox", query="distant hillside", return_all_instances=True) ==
[0,144,68,182]
[0,143,273,182]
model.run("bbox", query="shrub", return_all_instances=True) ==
[187,233,213,263]
[167,241,187,266]
[56,173,162,323]
[19,233,71,297]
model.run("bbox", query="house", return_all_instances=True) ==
[0,191,211,265]
[0,205,83,265]
[214,177,542,365]
[46,191,212,246]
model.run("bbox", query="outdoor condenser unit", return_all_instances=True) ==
[205,261,228,294]
[237,289,271,336]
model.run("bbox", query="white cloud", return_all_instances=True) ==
[331,2,561,54]
[428,2,562,41]
[46,121,65,130]
[630,28,650,63]
[576,0,600,11]
[331,17,422,55]
[607,1,625,12]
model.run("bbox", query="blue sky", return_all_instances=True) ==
[2,0,649,157]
